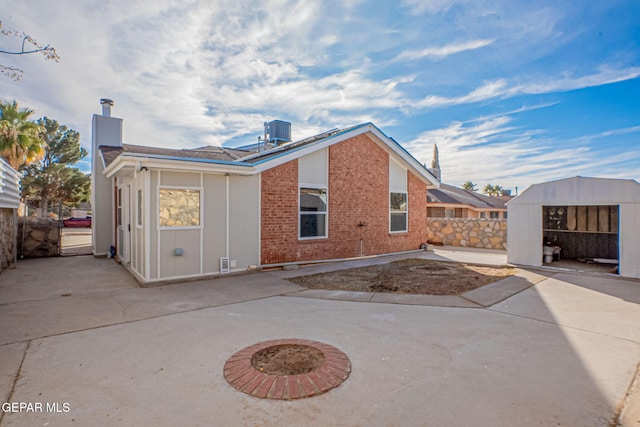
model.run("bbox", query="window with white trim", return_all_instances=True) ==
[299,187,327,238]
[389,158,408,233]
[137,189,143,226]
[117,188,123,227]
[390,192,408,232]
[298,149,329,239]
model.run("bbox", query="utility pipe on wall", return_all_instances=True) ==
[226,174,230,259]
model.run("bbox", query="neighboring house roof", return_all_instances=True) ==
[428,183,510,210]
[101,122,441,187]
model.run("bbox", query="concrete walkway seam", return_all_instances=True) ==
[486,308,640,345]
[0,340,30,426]
[611,359,640,426]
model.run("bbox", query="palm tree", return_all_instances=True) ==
[0,100,45,169]
[462,181,477,191]
[482,184,504,196]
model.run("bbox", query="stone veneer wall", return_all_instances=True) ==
[17,217,61,258]
[0,208,16,272]
[427,218,507,250]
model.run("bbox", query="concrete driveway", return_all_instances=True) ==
[0,249,639,426]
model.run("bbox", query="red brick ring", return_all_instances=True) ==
[223,339,351,400]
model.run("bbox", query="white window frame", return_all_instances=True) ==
[136,188,143,228]
[158,185,203,230]
[117,187,123,227]
[389,191,408,233]
[298,184,328,240]
[389,157,408,233]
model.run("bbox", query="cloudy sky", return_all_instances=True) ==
[1,0,639,192]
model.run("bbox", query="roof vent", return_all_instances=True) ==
[266,120,291,145]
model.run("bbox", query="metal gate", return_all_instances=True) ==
[21,198,92,256]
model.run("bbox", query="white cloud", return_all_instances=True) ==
[418,80,508,108]
[0,0,638,188]
[401,0,466,15]
[404,115,640,190]
[507,66,640,95]
[1,0,415,151]
[416,67,640,108]
[393,39,494,62]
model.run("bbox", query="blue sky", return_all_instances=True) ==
[1,0,639,192]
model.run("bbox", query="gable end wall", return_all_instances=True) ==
[260,134,427,264]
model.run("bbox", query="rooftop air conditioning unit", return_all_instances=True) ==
[267,120,291,145]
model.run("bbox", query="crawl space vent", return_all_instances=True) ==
[220,257,230,274]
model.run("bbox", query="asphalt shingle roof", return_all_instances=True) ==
[100,144,249,167]
[238,126,359,164]
[98,123,438,186]
[427,183,510,209]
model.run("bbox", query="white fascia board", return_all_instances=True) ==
[366,127,440,188]
[103,154,255,178]
[509,176,640,205]
[99,151,108,170]
[103,156,130,177]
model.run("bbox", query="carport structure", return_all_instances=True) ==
[507,176,640,279]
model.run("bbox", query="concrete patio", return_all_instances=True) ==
[0,247,638,426]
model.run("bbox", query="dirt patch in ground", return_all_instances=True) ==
[288,259,516,295]
[251,344,325,375]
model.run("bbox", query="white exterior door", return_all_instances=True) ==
[116,183,132,263]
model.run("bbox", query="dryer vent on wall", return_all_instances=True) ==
[220,257,230,274]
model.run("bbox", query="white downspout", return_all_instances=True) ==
[226,174,230,259]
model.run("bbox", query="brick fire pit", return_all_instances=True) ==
[223,339,351,400]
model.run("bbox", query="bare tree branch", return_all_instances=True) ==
[0,20,60,80]
[0,64,23,80]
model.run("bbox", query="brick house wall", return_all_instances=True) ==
[260,134,428,264]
